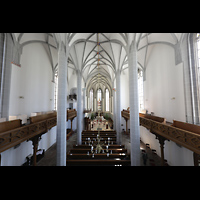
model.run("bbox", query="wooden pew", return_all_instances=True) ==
[66,159,131,166]
[0,119,22,133]
[69,148,127,154]
[82,130,116,134]
[67,125,130,166]
[82,134,116,137]
[82,141,117,145]
[82,138,116,143]
[172,120,200,135]
[73,144,125,149]
[67,153,130,160]
[139,113,166,123]
[29,112,57,124]
[82,135,116,139]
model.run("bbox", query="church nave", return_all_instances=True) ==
[0,33,200,166]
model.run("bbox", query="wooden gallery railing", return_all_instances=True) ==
[67,109,77,138]
[121,109,130,134]
[0,109,77,166]
[121,109,200,166]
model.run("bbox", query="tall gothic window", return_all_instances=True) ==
[106,88,109,111]
[138,70,144,112]
[97,89,102,111]
[90,89,93,111]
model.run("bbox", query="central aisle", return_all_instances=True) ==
[37,130,167,166]
[66,130,131,166]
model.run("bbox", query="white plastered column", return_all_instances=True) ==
[56,43,68,166]
[116,70,121,144]
[128,41,140,166]
[77,70,82,145]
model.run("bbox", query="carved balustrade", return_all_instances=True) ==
[67,109,77,121]
[121,109,200,160]
[0,109,77,166]
[121,109,130,120]
[139,117,200,155]
[0,117,57,153]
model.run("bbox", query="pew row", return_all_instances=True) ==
[73,144,125,149]
[67,153,130,160]
[70,148,127,154]
[66,159,131,166]
[67,130,131,166]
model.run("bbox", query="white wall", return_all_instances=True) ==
[120,68,130,131]
[144,44,186,123]
[9,43,54,117]
[67,68,78,131]
[140,44,193,166]
[121,68,129,110]
[1,43,56,166]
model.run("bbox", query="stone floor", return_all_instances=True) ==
[121,132,169,166]
[37,130,168,166]
[37,131,77,166]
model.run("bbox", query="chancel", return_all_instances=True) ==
[0,33,200,166]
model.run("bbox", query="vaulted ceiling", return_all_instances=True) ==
[12,33,186,92]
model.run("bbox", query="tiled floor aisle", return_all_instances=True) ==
[121,132,169,166]
[37,130,168,166]
[37,131,77,166]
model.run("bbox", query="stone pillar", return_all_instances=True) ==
[94,97,96,112]
[116,70,121,144]
[109,96,112,113]
[56,43,68,166]
[128,41,140,166]
[82,88,86,130]
[77,70,82,145]
[88,96,90,110]
[83,88,86,110]
[0,33,13,120]
[113,87,116,130]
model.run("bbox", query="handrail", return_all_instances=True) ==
[67,109,77,121]
[139,117,200,155]
[0,117,57,153]
[0,109,78,154]
[121,109,200,154]
[121,109,130,120]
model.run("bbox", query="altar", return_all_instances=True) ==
[96,115,103,121]
[91,118,110,131]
